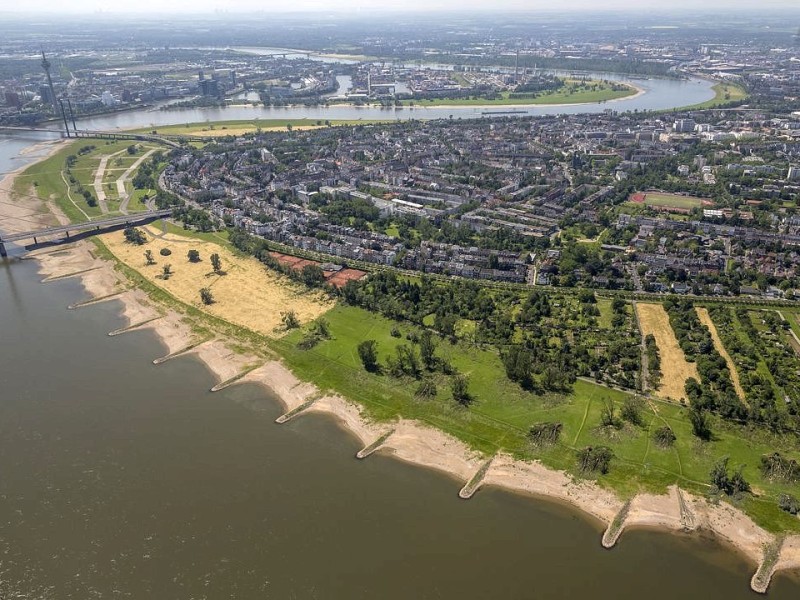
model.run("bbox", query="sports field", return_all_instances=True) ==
[630,191,712,210]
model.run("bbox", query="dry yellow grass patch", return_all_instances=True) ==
[190,125,322,137]
[696,307,747,402]
[636,302,698,401]
[103,230,333,336]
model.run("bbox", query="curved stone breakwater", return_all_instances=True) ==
[26,239,800,594]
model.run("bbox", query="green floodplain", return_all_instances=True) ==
[13,120,798,535]
[405,79,638,107]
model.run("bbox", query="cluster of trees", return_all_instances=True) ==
[297,318,331,350]
[709,456,751,498]
[577,446,614,475]
[644,333,661,390]
[132,151,163,191]
[666,299,744,426]
[172,207,216,232]
[709,306,800,432]
[123,226,147,245]
[356,330,473,407]
[340,271,641,393]
[63,155,98,207]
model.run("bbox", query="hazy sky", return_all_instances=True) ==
[1,0,798,14]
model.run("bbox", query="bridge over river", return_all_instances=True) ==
[0,126,204,146]
[0,210,171,257]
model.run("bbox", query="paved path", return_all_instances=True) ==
[92,149,127,214]
[117,148,156,214]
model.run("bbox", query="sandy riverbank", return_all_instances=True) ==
[0,139,67,236]
[20,236,800,592]
[3,143,799,593]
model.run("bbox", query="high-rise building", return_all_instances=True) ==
[673,118,696,133]
[40,50,59,115]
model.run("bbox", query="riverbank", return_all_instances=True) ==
[11,230,798,593]
[0,139,67,235]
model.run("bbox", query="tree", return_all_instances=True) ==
[159,247,172,256]
[200,287,214,305]
[281,310,300,330]
[124,226,146,245]
[301,264,326,287]
[451,374,472,406]
[621,397,644,426]
[528,422,562,446]
[162,264,172,280]
[710,456,750,497]
[418,330,438,370]
[690,408,713,441]
[187,249,201,263]
[415,378,437,400]
[127,144,137,155]
[144,249,155,265]
[502,345,533,389]
[210,252,222,273]
[313,318,331,339]
[653,426,676,448]
[600,401,622,429]
[577,446,614,474]
[357,340,380,373]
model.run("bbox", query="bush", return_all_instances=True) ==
[779,494,800,515]
[199,287,214,305]
[281,310,300,330]
[159,248,172,256]
[187,249,201,263]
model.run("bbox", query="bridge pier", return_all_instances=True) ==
[0,241,7,258]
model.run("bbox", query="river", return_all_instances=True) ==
[2,251,800,599]
[2,77,799,599]
[64,71,714,131]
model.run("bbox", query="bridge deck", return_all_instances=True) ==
[0,210,171,243]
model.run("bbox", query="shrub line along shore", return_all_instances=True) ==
[2,138,799,594]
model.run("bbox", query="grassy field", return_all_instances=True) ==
[11,139,164,222]
[636,303,699,401]
[132,119,393,137]
[685,81,749,110]
[102,229,333,336]
[630,191,709,210]
[407,80,637,107]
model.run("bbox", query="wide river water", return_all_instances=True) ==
[2,253,800,599]
[2,79,800,598]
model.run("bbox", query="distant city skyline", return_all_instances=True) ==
[2,0,799,14]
